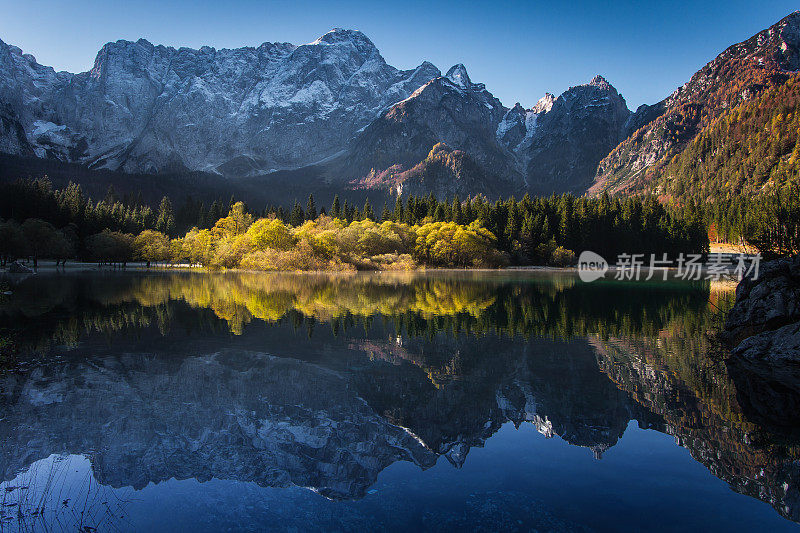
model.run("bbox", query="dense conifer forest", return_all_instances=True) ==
[0,177,714,269]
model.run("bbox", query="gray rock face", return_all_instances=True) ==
[344,63,523,194]
[492,76,633,194]
[723,256,800,423]
[496,103,529,149]
[347,67,634,195]
[0,30,441,176]
[723,256,800,346]
[495,94,556,154]
[0,103,32,156]
[731,321,800,381]
[519,76,631,193]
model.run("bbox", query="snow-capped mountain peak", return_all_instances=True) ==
[308,28,376,53]
[589,74,611,88]
[445,63,472,88]
[532,93,556,114]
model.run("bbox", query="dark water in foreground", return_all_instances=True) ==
[0,270,798,531]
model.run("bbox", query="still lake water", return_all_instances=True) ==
[0,270,799,531]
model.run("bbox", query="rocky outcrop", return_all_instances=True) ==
[343,64,523,195]
[732,322,800,371]
[352,143,512,198]
[521,76,631,193]
[723,256,800,434]
[723,256,800,346]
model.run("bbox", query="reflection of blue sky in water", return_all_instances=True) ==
[4,424,796,532]
[1,454,132,531]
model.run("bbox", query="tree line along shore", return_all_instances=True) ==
[0,177,796,271]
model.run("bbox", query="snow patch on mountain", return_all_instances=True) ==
[445,63,472,88]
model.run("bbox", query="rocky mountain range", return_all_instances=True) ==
[0,29,440,176]
[1,12,799,201]
[0,25,634,198]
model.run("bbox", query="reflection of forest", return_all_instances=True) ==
[1,270,714,351]
[592,331,800,522]
[2,271,800,523]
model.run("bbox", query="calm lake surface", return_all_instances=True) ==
[1,270,799,531]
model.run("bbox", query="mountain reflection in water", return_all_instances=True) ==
[0,271,798,530]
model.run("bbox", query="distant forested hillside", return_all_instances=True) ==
[658,74,800,199]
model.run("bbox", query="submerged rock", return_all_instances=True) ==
[7,261,32,274]
[723,256,800,431]
[729,321,800,413]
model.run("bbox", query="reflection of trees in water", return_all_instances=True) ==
[2,271,800,522]
[0,271,716,354]
[1,454,131,532]
[125,272,500,333]
[592,327,800,523]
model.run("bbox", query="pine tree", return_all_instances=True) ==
[452,195,463,224]
[331,195,341,219]
[363,198,375,220]
[504,205,519,247]
[306,194,317,220]
[104,184,118,205]
[426,193,436,218]
[209,200,223,225]
[432,203,444,221]
[393,197,404,222]
[463,198,474,223]
[197,202,208,229]
[404,197,416,225]
[289,201,305,226]
[277,206,288,223]
[342,200,351,222]
[156,196,175,236]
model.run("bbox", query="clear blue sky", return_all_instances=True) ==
[1,0,797,109]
